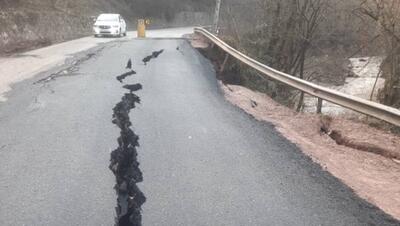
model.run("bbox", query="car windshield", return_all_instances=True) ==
[97,14,119,22]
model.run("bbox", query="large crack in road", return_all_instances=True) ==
[110,91,145,226]
[109,50,164,226]
[110,56,145,225]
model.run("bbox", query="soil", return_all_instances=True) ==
[220,83,400,220]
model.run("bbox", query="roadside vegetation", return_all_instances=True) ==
[200,1,400,217]
[216,0,400,112]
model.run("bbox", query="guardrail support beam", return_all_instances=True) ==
[220,54,229,73]
[317,98,323,114]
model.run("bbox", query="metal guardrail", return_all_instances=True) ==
[194,27,400,127]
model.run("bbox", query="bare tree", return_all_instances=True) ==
[293,0,327,111]
[357,0,400,107]
[221,0,327,108]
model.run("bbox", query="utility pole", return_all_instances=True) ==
[212,0,222,34]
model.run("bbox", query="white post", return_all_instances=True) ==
[213,0,222,34]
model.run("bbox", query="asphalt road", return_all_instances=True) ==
[0,27,194,102]
[0,36,399,225]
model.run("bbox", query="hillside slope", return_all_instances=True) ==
[0,0,213,54]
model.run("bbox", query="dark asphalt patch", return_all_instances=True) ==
[142,56,152,65]
[117,71,137,83]
[126,59,132,70]
[123,84,143,93]
[142,49,164,65]
[151,49,164,58]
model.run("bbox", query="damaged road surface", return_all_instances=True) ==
[110,91,145,225]
[0,38,399,226]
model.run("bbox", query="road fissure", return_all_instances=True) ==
[110,57,146,225]
[109,50,165,225]
[110,91,145,226]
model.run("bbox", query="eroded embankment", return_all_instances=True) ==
[191,34,400,161]
[190,35,400,219]
[220,83,400,220]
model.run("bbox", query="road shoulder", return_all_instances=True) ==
[221,83,400,220]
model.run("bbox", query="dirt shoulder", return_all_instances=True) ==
[221,83,400,220]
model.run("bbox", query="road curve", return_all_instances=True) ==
[0,37,399,225]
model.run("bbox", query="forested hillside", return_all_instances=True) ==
[217,0,400,109]
[0,0,214,54]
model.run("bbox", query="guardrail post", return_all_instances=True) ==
[219,54,229,73]
[317,98,323,114]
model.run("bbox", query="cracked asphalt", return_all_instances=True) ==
[0,37,399,226]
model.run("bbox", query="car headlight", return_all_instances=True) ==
[113,25,119,28]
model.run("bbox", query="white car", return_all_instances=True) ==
[93,14,127,37]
